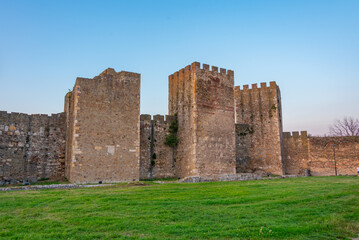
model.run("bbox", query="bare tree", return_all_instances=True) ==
[329,117,359,136]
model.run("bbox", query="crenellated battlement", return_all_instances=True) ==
[234,78,284,175]
[0,109,66,183]
[3,64,358,183]
[235,81,278,91]
[168,62,234,81]
[168,61,236,177]
[283,131,308,138]
[0,111,65,119]
[140,114,175,124]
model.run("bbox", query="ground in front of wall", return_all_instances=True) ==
[0,176,358,239]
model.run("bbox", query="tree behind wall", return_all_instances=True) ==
[329,117,359,136]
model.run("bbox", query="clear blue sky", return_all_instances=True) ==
[1,0,358,135]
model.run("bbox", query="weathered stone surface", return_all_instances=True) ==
[64,69,141,183]
[2,63,358,183]
[0,111,66,183]
[234,82,284,175]
[283,133,359,176]
[169,62,236,178]
[140,114,175,179]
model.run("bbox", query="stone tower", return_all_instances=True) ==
[169,62,236,178]
[234,82,284,175]
[64,68,141,183]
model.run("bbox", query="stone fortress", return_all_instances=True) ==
[1,62,358,183]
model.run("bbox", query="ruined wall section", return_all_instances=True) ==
[169,62,236,178]
[65,68,140,183]
[308,137,359,176]
[140,114,176,179]
[234,82,284,175]
[282,131,309,175]
[0,111,66,183]
[282,133,359,176]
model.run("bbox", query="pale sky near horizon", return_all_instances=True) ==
[1,0,358,136]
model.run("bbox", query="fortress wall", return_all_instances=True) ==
[140,114,175,179]
[307,136,359,176]
[235,124,253,173]
[140,114,152,179]
[194,64,236,176]
[234,82,284,175]
[282,131,309,175]
[152,115,176,179]
[0,111,66,183]
[139,114,176,179]
[65,68,141,183]
[282,133,359,176]
[169,62,236,178]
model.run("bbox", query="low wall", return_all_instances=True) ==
[140,114,175,179]
[283,132,359,176]
[0,111,66,183]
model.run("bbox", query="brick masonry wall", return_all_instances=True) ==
[169,62,236,178]
[283,133,359,176]
[140,114,175,179]
[308,137,359,176]
[65,68,141,183]
[140,114,152,179]
[168,64,196,177]
[282,131,309,175]
[64,91,74,180]
[234,82,284,175]
[235,124,253,173]
[0,111,66,183]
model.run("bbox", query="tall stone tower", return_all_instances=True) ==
[169,62,236,178]
[64,68,141,183]
[234,82,284,175]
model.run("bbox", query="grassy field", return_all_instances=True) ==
[0,176,358,240]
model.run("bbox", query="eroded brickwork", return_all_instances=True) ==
[283,133,359,176]
[234,82,284,175]
[282,131,309,174]
[65,68,141,183]
[0,111,65,183]
[235,124,253,173]
[140,114,152,179]
[169,62,236,178]
[140,114,175,179]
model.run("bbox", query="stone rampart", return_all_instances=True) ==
[140,114,175,179]
[282,131,309,175]
[169,62,236,178]
[65,68,141,183]
[2,64,357,183]
[0,111,66,183]
[283,133,359,176]
[234,82,284,175]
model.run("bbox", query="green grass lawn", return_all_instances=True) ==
[0,176,358,240]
